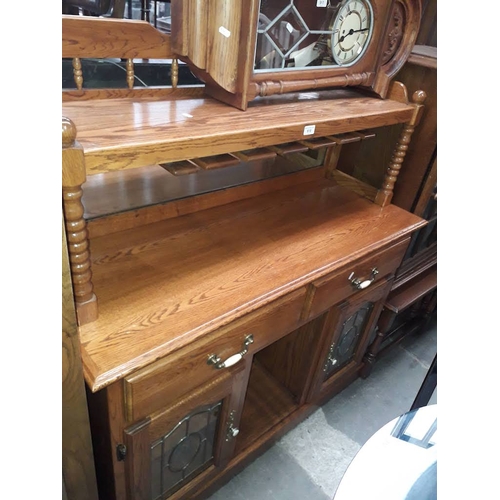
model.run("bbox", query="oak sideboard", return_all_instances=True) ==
[62,12,427,500]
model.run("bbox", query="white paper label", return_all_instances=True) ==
[303,125,316,136]
[218,26,231,38]
[317,0,328,7]
[286,22,294,33]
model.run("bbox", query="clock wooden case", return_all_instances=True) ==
[170,0,421,109]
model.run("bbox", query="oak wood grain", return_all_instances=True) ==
[62,15,173,59]
[302,238,410,321]
[79,180,425,392]
[124,418,152,500]
[62,219,99,500]
[62,90,416,174]
[123,289,306,422]
[329,169,378,201]
[62,86,205,103]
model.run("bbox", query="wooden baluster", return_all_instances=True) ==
[375,90,426,207]
[126,59,134,89]
[171,58,179,89]
[62,117,98,325]
[72,57,83,90]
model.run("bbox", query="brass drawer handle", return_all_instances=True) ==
[349,268,379,290]
[207,334,254,370]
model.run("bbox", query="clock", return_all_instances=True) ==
[170,0,421,110]
[330,0,374,66]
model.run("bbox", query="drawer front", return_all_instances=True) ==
[302,238,410,321]
[124,287,306,422]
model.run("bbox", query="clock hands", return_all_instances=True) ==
[337,27,369,44]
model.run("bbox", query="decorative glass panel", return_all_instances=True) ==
[255,0,374,71]
[150,401,222,500]
[323,302,373,380]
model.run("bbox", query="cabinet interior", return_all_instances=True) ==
[235,314,326,455]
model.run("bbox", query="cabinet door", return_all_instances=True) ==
[308,278,393,402]
[123,362,249,500]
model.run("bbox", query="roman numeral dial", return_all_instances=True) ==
[331,0,373,65]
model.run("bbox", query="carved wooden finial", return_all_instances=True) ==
[62,117,77,148]
[412,90,427,105]
[409,89,427,127]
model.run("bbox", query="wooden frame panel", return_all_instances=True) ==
[62,16,173,59]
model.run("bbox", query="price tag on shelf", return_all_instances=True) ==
[218,26,231,38]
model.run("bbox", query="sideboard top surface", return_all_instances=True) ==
[79,179,425,392]
[62,90,414,174]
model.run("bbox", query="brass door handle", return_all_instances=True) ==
[349,268,379,290]
[207,334,254,369]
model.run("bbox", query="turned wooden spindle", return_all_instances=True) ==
[375,90,426,207]
[62,117,98,325]
[171,58,179,88]
[72,57,83,90]
[253,72,372,99]
[126,58,134,89]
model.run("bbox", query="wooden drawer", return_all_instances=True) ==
[123,288,307,422]
[302,238,410,321]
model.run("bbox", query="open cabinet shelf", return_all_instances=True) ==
[235,359,298,456]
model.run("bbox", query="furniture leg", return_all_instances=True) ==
[360,308,396,378]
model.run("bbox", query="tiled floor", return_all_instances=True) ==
[207,319,437,500]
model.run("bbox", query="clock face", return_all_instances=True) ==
[331,0,374,65]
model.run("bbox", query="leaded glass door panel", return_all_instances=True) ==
[307,277,393,401]
[124,365,249,500]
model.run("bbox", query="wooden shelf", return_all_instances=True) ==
[62,89,416,174]
[79,179,425,391]
[235,360,298,456]
[385,265,437,313]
